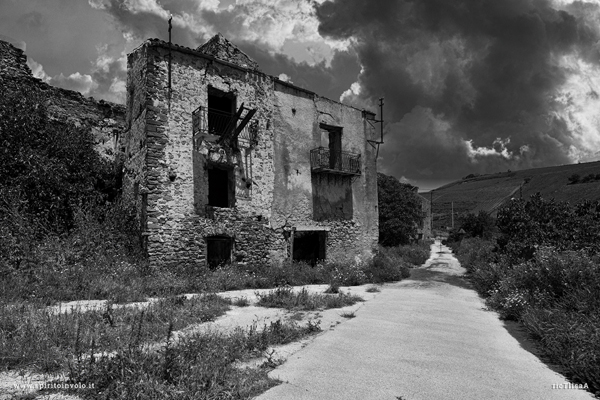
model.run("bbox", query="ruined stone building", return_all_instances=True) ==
[121,34,380,268]
[0,40,125,161]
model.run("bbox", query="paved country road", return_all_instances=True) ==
[256,241,596,400]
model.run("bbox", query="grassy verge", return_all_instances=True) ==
[452,238,600,396]
[0,294,231,373]
[43,319,321,400]
[2,239,424,306]
[392,242,431,266]
[256,287,364,311]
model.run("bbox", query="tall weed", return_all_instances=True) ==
[457,240,600,394]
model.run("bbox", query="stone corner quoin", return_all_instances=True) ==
[119,35,381,269]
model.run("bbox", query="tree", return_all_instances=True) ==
[495,193,600,261]
[377,173,424,246]
[0,79,115,233]
[568,174,580,184]
[460,211,496,239]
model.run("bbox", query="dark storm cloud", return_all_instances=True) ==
[92,0,361,101]
[315,0,600,183]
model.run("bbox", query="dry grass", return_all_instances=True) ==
[255,287,364,311]
[0,294,231,373]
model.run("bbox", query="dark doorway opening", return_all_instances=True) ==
[208,87,235,136]
[208,165,234,207]
[206,235,233,269]
[325,126,342,170]
[292,231,326,266]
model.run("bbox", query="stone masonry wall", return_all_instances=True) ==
[124,39,379,268]
[0,40,31,78]
[125,40,280,268]
[121,45,150,235]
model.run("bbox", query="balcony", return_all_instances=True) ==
[192,106,259,149]
[310,147,361,176]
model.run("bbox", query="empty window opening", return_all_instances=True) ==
[206,235,233,269]
[320,124,342,170]
[292,231,326,266]
[208,87,236,135]
[208,165,234,207]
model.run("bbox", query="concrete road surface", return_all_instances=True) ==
[256,241,595,400]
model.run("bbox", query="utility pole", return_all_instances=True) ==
[376,98,384,159]
[451,201,454,229]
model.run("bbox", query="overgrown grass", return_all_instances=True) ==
[392,242,431,266]
[454,240,600,396]
[255,287,364,311]
[233,297,250,307]
[47,319,321,400]
[2,201,427,306]
[367,247,412,283]
[0,294,231,373]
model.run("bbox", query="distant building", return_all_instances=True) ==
[120,34,380,268]
[417,195,432,240]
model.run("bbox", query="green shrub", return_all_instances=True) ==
[378,173,424,246]
[522,308,600,394]
[452,237,496,273]
[470,261,510,297]
[255,287,363,311]
[0,201,146,304]
[465,245,600,394]
[326,260,368,286]
[366,247,411,283]
[496,195,600,262]
[391,243,430,266]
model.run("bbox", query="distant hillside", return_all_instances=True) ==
[422,161,600,229]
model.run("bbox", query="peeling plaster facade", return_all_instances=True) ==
[121,35,379,268]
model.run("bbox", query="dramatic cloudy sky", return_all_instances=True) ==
[2,0,600,190]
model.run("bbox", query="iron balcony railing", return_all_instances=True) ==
[310,147,361,175]
[192,106,259,148]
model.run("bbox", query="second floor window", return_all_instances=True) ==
[208,87,236,136]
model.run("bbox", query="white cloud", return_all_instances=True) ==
[49,72,98,95]
[464,137,513,162]
[26,57,50,81]
[553,54,600,162]
[277,73,292,83]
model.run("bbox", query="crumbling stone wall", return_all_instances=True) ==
[122,38,379,268]
[0,41,31,78]
[0,39,126,161]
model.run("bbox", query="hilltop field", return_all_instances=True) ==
[423,161,600,229]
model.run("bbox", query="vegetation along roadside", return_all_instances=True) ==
[447,196,600,397]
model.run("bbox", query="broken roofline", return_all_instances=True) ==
[138,38,376,116]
